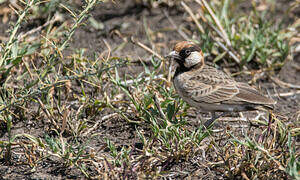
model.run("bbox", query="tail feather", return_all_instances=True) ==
[233,83,276,105]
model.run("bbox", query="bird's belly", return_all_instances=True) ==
[181,97,255,112]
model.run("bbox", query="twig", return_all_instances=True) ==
[217,117,248,122]
[181,1,205,34]
[182,2,244,68]
[168,60,174,83]
[37,98,60,130]
[143,17,156,50]
[82,113,118,136]
[22,57,34,80]
[154,93,172,127]
[271,90,300,97]
[154,94,167,120]
[196,0,231,46]
[215,41,243,66]
[163,10,189,40]
[131,37,163,60]
[269,76,300,89]
[18,13,63,40]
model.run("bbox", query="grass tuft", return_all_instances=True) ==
[0,0,298,179]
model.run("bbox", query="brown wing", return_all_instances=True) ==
[180,65,239,103]
[231,82,276,105]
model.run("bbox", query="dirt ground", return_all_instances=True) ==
[0,0,299,179]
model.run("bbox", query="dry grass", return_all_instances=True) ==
[0,0,299,179]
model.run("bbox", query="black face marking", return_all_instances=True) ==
[174,45,202,77]
[178,46,201,60]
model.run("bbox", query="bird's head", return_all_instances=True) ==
[167,41,204,69]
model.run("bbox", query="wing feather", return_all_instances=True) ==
[231,83,276,105]
[179,65,239,103]
[174,64,276,107]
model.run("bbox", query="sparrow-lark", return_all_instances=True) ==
[167,41,276,128]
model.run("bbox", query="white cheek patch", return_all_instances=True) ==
[184,52,202,68]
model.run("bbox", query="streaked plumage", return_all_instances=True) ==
[167,41,276,127]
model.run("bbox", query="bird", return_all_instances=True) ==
[166,41,276,128]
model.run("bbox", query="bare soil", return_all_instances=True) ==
[0,1,299,179]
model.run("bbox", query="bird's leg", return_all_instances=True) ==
[203,112,216,128]
[203,112,228,128]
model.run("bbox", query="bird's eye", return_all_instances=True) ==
[179,48,192,59]
[185,50,191,56]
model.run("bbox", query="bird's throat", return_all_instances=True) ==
[174,62,203,78]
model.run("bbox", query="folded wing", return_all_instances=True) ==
[232,82,276,105]
[182,65,239,103]
[181,65,276,106]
